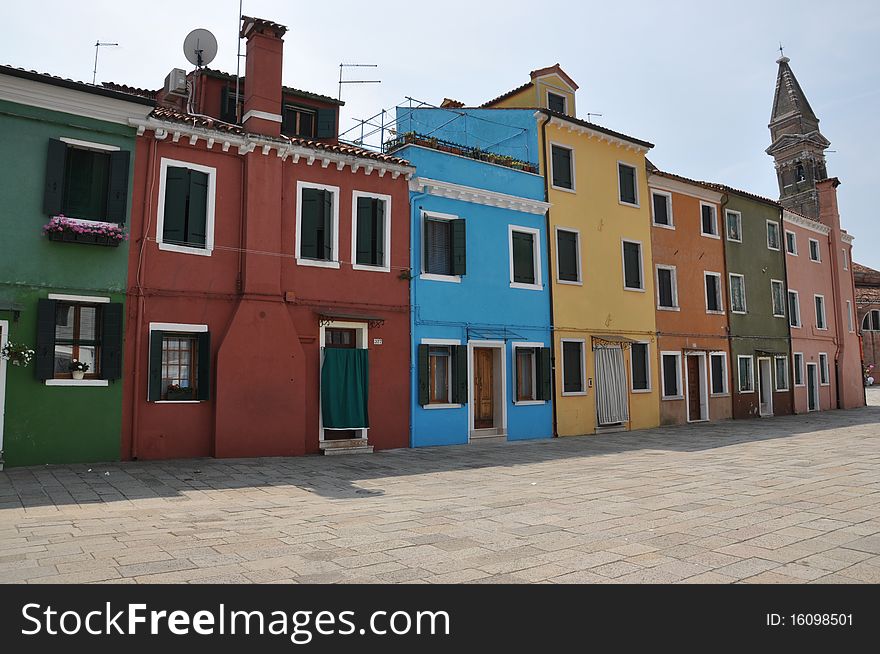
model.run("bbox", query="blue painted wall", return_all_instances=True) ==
[399,142,553,447]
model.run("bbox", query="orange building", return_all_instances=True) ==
[648,169,732,425]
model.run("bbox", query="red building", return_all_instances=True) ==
[121,16,414,460]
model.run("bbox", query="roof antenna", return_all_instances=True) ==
[92,41,119,85]
[586,112,603,122]
[338,63,380,101]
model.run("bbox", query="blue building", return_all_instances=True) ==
[390,113,552,447]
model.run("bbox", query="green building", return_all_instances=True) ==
[0,66,153,468]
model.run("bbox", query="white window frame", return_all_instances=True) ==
[729,273,747,314]
[793,352,805,387]
[350,190,392,273]
[617,161,640,208]
[709,352,729,396]
[146,322,209,403]
[785,230,798,255]
[546,90,568,114]
[560,338,586,396]
[155,157,217,257]
[421,338,462,409]
[512,341,546,406]
[655,264,679,311]
[629,341,652,393]
[554,227,582,285]
[704,271,724,314]
[774,355,789,391]
[296,180,341,269]
[621,239,645,292]
[842,248,849,270]
[660,351,683,400]
[766,220,781,251]
[847,300,854,333]
[725,210,742,243]
[819,352,830,386]
[814,294,827,330]
[508,225,543,291]
[737,355,755,393]
[44,294,114,387]
[864,310,880,332]
[808,238,821,262]
[700,201,719,238]
[771,279,786,318]
[651,190,674,229]
[549,142,576,193]
[788,290,801,328]
[420,210,462,283]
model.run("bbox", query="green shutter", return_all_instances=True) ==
[300,188,320,259]
[551,146,572,189]
[355,197,374,265]
[34,298,57,381]
[100,303,124,380]
[186,169,209,247]
[417,344,430,406]
[450,219,467,276]
[321,190,333,260]
[162,166,189,244]
[315,108,337,138]
[537,347,552,401]
[106,150,130,223]
[43,139,67,216]
[374,199,385,266]
[197,331,211,401]
[512,231,535,284]
[220,87,237,124]
[557,230,578,282]
[148,330,164,401]
[452,345,468,404]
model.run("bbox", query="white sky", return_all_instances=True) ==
[5,0,878,267]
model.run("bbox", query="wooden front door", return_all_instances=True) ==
[473,348,494,429]
[323,328,358,440]
[687,356,701,422]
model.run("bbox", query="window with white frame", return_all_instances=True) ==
[842,248,849,270]
[514,346,537,402]
[352,192,391,271]
[815,295,827,329]
[774,356,789,391]
[847,301,854,332]
[296,181,340,267]
[651,191,673,228]
[618,162,639,206]
[771,280,786,318]
[819,353,830,385]
[710,352,728,395]
[793,352,805,386]
[547,91,567,114]
[509,226,542,290]
[785,230,798,255]
[705,272,723,313]
[767,221,781,250]
[561,340,585,395]
[656,265,678,309]
[738,355,755,393]
[428,346,453,404]
[550,144,574,191]
[809,238,821,262]
[701,203,718,237]
[729,274,747,313]
[788,290,801,327]
[148,323,210,402]
[863,310,880,331]
[622,240,644,291]
[661,352,682,399]
[630,342,651,392]
[157,158,217,255]
[725,210,742,242]
[422,212,466,279]
[556,228,581,283]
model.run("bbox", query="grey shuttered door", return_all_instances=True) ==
[595,346,629,425]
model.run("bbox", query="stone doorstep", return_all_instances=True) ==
[319,438,374,456]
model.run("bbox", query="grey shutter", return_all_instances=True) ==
[537,347,552,401]
[512,231,535,284]
[300,188,320,258]
[162,166,189,244]
[658,269,673,307]
[623,242,641,288]
[425,219,450,275]
[43,139,67,216]
[197,331,211,401]
[551,146,572,189]
[452,345,468,404]
[450,219,467,276]
[557,230,578,281]
[652,193,668,225]
[619,164,636,204]
[321,190,333,260]
[100,302,124,380]
[106,150,130,223]
[220,87,237,123]
[562,341,582,393]
[631,343,648,390]
[315,108,337,138]
[148,330,163,401]
[374,199,385,266]
[417,344,430,406]
[34,298,57,381]
[187,169,209,247]
[355,197,373,265]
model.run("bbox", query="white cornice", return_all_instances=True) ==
[539,113,650,153]
[648,173,722,203]
[242,109,282,124]
[842,232,854,244]
[409,177,551,215]
[129,117,415,179]
[0,74,153,125]
[783,209,830,235]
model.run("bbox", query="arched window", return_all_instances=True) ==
[863,310,880,331]
[796,164,806,182]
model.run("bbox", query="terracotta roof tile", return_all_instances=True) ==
[240,15,288,38]
[529,63,578,90]
[102,82,158,100]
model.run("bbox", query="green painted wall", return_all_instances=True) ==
[0,98,136,467]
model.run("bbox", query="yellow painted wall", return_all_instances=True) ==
[489,74,576,115]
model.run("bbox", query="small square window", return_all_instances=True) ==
[547,92,566,114]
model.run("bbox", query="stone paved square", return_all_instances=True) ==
[1,391,879,584]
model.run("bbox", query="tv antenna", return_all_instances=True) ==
[586,112,603,122]
[183,28,218,68]
[92,41,119,85]
[338,63,380,101]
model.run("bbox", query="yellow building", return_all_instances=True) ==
[488,66,661,435]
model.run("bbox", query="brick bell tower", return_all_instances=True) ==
[766,54,831,220]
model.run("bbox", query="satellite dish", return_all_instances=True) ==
[183,29,218,68]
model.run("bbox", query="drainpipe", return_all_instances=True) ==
[409,185,429,448]
[779,206,796,414]
[538,110,559,437]
[826,233,844,410]
[719,192,734,416]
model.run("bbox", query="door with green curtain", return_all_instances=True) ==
[321,329,369,441]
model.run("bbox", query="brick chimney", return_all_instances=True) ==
[239,16,287,137]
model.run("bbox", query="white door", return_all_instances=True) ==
[0,320,7,470]
[758,357,774,417]
[806,363,819,412]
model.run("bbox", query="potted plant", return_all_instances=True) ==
[865,364,875,386]
[1,342,35,367]
[42,215,127,247]
[166,383,194,400]
[68,359,90,380]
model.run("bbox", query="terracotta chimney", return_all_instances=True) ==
[239,16,287,137]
